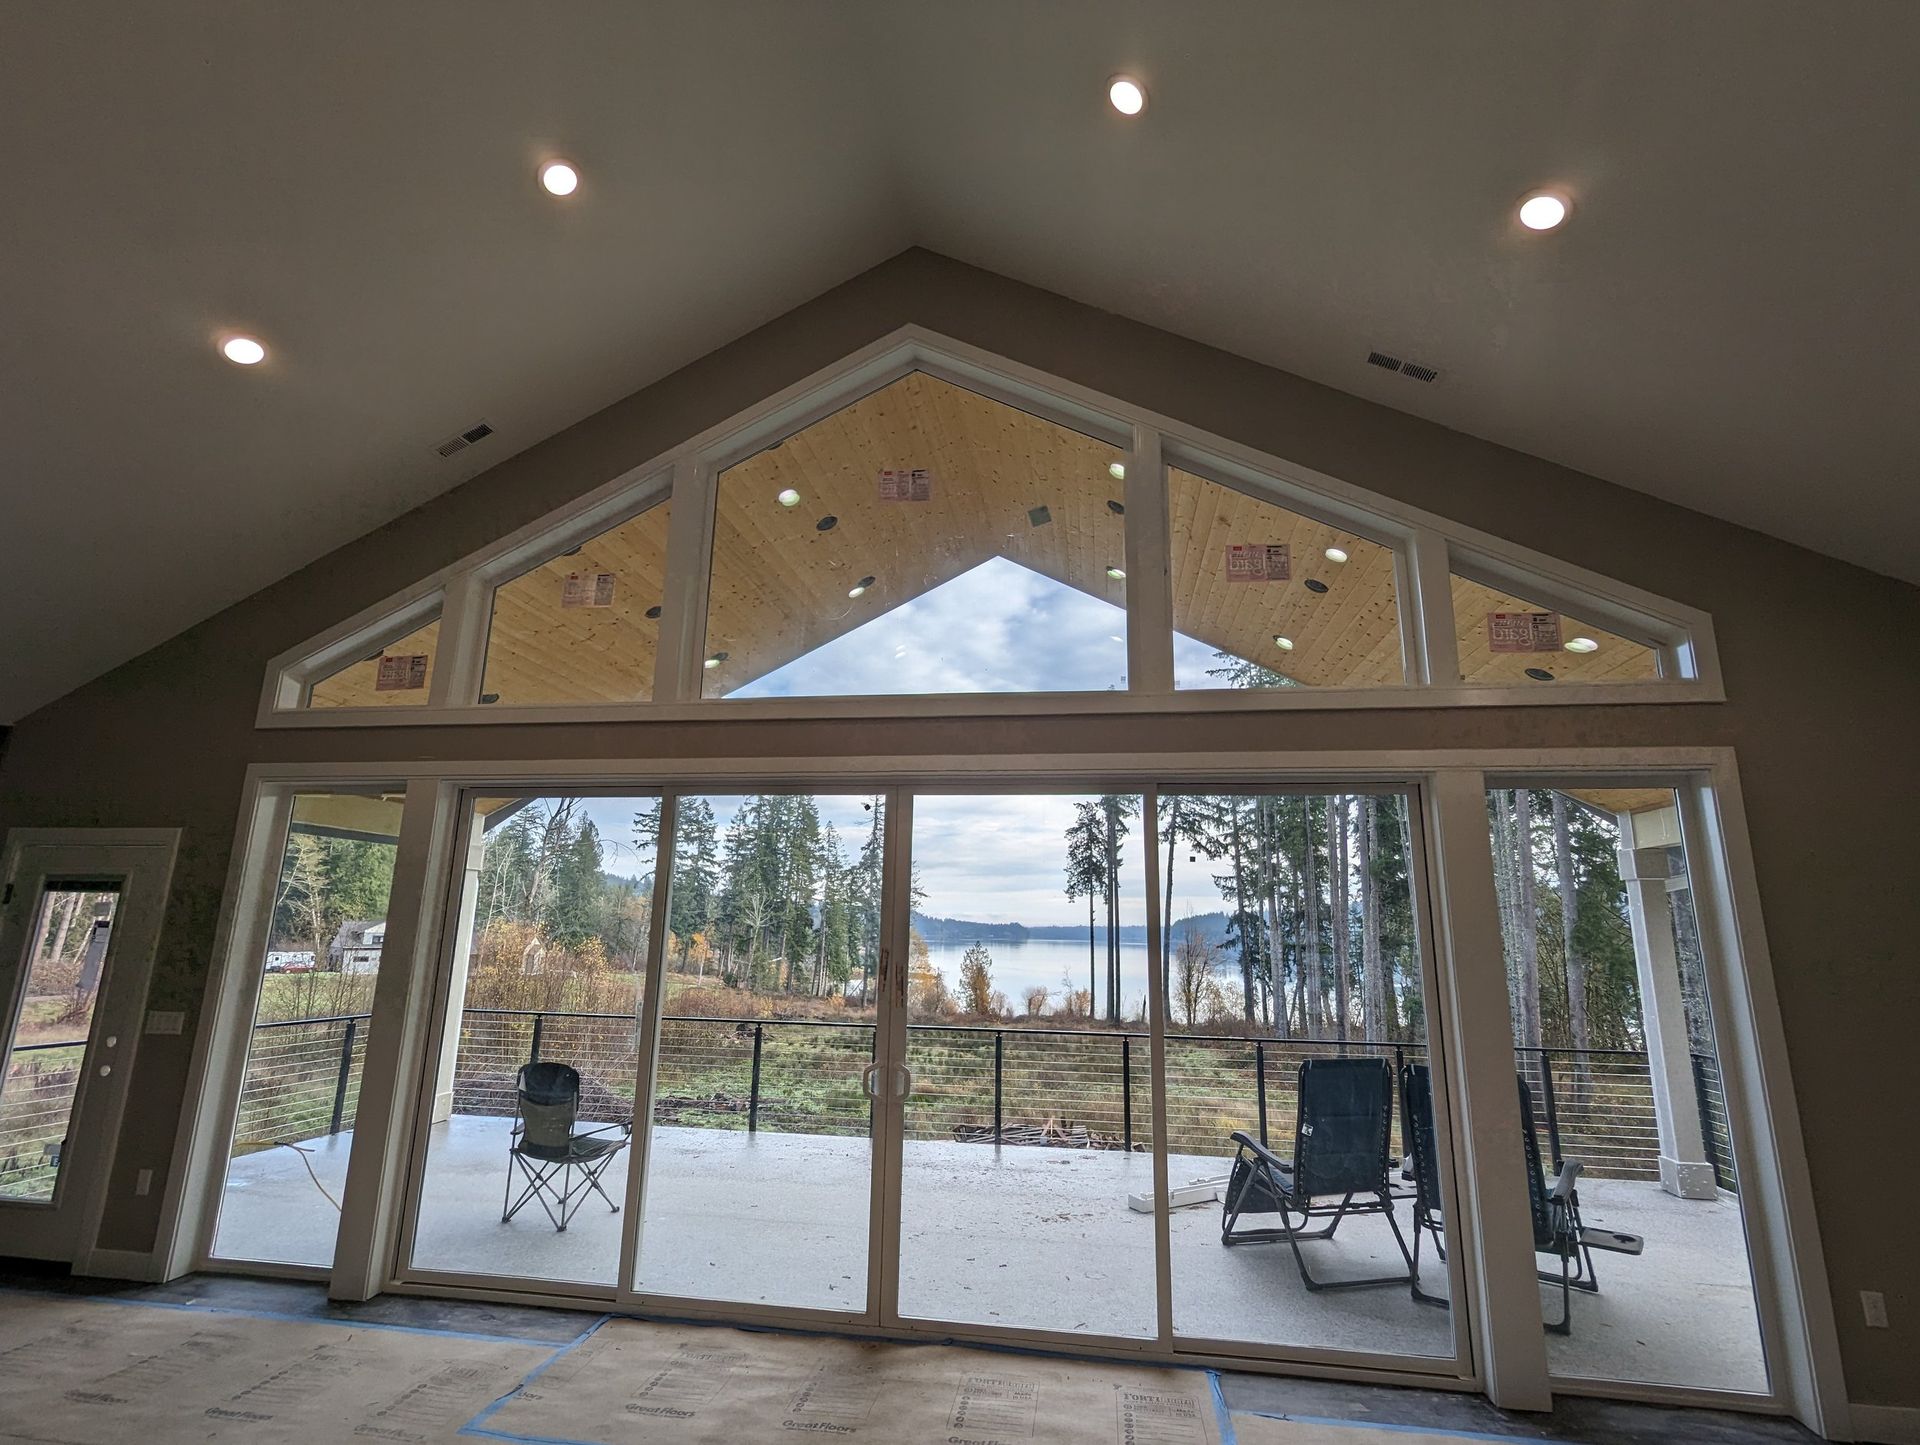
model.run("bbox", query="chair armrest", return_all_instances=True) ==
[1550,1159,1584,1202]
[574,1119,630,1141]
[1228,1130,1291,1172]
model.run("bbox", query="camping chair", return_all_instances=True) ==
[1518,1073,1645,1333]
[1398,1061,1450,1307]
[502,1062,630,1232]
[1221,1056,1415,1293]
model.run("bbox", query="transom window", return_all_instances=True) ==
[262,332,1715,720]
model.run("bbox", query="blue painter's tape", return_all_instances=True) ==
[458,1313,612,1442]
[0,1285,585,1351]
[1209,1371,1239,1444]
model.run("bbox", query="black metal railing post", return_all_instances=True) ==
[1691,1051,1728,1190]
[328,1018,358,1136]
[528,1013,545,1065]
[993,1031,1004,1142]
[748,1023,764,1134]
[1255,1040,1269,1147]
[1121,1036,1133,1151]
[1538,1050,1564,1169]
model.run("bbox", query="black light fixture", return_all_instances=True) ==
[479,692,500,704]
[1525,667,1557,682]
[1304,578,1330,594]
[644,605,662,619]
[1107,500,1125,515]
[816,515,838,532]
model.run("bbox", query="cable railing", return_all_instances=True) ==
[224,1007,1736,1186]
[0,1039,87,1201]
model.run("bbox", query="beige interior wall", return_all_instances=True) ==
[1,249,1915,1408]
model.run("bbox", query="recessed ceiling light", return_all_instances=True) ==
[703,655,722,669]
[1324,546,1349,564]
[848,575,876,599]
[777,488,800,507]
[1518,192,1568,231]
[1273,635,1295,651]
[1108,76,1146,116]
[540,160,579,196]
[221,335,266,366]
[1106,565,1126,580]
[1107,461,1127,481]
[1564,636,1600,653]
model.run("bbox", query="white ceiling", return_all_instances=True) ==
[3,2,1915,723]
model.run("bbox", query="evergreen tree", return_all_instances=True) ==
[668,798,720,968]
[547,817,604,948]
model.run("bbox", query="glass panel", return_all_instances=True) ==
[1162,791,1456,1359]
[1486,784,1765,1392]
[410,795,659,1287]
[307,617,441,707]
[1170,469,1403,689]
[212,793,401,1266]
[1,886,119,1202]
[898,793,1156,1339]
[702,372,1129,698]
[634,793,882,1310]
[1453,576,1658,685]
[480,499,673,705]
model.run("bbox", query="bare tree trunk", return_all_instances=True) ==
[1514,789,1543,1052]
[1264,803,1290,1040]
[1329,797,1352,1041]
[1228,806,1256,1023]
[43,890,78,964]
[1551,791,1590,1088]
[1360,798,1385,1041]
[1302,800,1323,1036]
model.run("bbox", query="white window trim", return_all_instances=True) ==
[257,326,1723,728]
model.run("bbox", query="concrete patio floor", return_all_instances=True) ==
[212,1115,1767,1394]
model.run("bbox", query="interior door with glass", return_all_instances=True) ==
[0,833,174,1262]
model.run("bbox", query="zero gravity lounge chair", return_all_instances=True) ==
[1517,1073,1646,1333]
[502,1061,630,1232]
[1221,1056,1416,1292]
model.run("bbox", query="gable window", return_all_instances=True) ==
[306,614,440,708]
[700,372,1131,698]
[260,330,1717,724]
[479,496,673,706]
[1169,466,1404,690]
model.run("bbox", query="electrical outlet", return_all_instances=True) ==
[134,1168,152,1197]
[1861,1290,1889,1329]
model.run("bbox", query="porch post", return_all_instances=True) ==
[429,828,486,1124]
[1616,838,1717,1200]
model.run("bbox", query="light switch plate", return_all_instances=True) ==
[144,1009,186,1036]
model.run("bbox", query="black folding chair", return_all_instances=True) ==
[1221,1056,1415,1292]
[1398,1061,1450,1307]
[501,1062,630,1232]
[1518,1073,1645,1333]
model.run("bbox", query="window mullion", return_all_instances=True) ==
[1409,530,1460,686]
[655,456,714,703]
[1124,423,1174,694]
[428,574,487,708]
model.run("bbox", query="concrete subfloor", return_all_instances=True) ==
[213,1115,1766,1394]
[0,1267,1814,1445]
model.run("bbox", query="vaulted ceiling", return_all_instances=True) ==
[3,2,1915,722]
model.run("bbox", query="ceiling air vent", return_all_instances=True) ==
[1366,350,1440,384]
[434,420,495,459]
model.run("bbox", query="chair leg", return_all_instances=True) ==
[1543,1248,1574,1335]
[1409,1207,1449,1309]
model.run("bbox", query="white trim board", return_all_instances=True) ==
[1853,1403,1920,1445]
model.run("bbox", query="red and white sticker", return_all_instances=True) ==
[1224,543,1291,582]
[877,467,933,502]
[1487,611,1563,652]
[374,654,429,691]
[561,572,616,608]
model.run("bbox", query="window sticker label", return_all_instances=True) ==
[1224,543,1291,581]
[374,654,429,691]
[877,467,933,501]
[1487,611,1563,652]
[561,572,616,608]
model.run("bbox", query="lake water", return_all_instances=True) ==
[924,938,1153,1018]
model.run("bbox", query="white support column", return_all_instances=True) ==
[1426,770,1552,1411]
[428,826,487,1125]
[1617,840,1717,1200]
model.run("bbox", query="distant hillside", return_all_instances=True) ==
[913,910,1231,947]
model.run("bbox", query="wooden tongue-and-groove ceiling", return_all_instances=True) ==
[309,371,1657,708]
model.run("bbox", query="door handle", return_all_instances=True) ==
[891,1063,912,1099]
[860,1062,882,1099]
